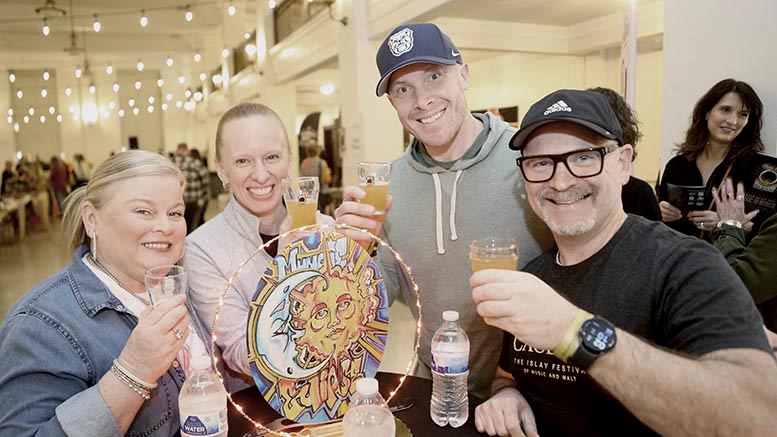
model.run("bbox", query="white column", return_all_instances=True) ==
[338,0,404,187]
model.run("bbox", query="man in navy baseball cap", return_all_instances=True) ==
[334,22,552,399]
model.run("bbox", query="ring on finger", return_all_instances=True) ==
[171,327,184,340]
[736,194,744,201]
[698,222,705,229]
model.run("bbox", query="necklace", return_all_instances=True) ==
[89,255,151,306]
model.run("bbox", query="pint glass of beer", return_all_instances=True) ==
[358,161,391,215]
[282,177,319,228]
[469,238,519,272]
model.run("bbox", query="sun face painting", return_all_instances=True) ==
[247,231,389,424]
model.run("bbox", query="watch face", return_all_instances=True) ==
[581,319,616,352]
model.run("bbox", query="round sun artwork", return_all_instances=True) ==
[247,231,389,424]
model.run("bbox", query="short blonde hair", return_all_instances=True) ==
[61,150,184,252]
[214,102,289,161]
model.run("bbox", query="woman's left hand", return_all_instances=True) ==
[712,178,759,225]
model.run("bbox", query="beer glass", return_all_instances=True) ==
[145,265,187,306]
[358,162,391,215]
[469,238,519,272]
[282,177,319,228]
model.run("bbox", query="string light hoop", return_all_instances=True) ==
[209,223,422,437]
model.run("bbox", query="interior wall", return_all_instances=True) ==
[662,0,777,171]
[466,47,663,184]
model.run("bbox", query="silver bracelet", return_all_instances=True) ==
[112,359,158,389]
[111,363,152,400]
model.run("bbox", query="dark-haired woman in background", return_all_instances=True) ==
[658,79,764,237]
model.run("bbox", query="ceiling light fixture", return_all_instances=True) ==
[42,18,50,36]
[43,70,50,81]
[166,55,174,67]
[140,10,148,27]
[185,5,193,22]
[106,63,113,75]
[194,51,202,63]
[137,60,144,71]
[93,14,101,32]
[228,2,236,16]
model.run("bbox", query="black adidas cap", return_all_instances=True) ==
[509,89,624,151]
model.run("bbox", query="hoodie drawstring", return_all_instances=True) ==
[432,170,463,254]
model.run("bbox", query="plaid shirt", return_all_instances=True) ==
[172,155,210,203]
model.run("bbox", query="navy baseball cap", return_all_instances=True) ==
[375,23,463,97]
[509,89,624,150]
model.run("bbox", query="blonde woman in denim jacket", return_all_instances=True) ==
[0,151,209,436]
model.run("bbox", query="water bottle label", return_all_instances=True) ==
[431,355,469,374]
[181,410,227,436]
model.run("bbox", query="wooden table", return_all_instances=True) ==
[227,372,485,436]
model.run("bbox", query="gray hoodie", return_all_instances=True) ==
[378,112,553,398]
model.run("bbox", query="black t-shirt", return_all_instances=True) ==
[500,215,769,437]
[622,176,660,221]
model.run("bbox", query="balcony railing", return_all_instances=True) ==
[273,0,330,43]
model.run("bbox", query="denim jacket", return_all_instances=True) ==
[0,246,208,436]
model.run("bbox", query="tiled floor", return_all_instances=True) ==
[0,202,416,374]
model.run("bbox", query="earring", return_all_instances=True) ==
[222,180,230,190]
[90,232,97,261]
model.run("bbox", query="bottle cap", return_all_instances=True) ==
[442,311,459,322]
[355,377,379,396]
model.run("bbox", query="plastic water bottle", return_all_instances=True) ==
[179,342,228,437]
[343,378,396,437]
[430,310,470,428]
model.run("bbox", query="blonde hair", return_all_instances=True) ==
[61,150,184,252]
[214,102,290,161]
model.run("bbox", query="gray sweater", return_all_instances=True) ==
[379,112,553,398]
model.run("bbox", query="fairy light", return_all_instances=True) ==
[135,80,142,90]
[137,60,144,72]
[157,78,164,87]
[75,67,82,78]
[194,51,202,63]
[185,6,193,22]
[106,63,113,75]
[43,70,50,81]
[42,18,50,36]
[211,223,421,436]
[65,87,72,96]
[139,10,148,27]
[8,72,15,83]
[93,14,101,32]
[227,1,236,16]
[112,83,119,93]
[41,88,48,98]
[166,55,174,67]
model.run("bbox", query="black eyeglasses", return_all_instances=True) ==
[516,145,619,183]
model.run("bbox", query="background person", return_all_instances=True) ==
[588,87,660,220]
[657,79,764,236]
[0,150,208,436]
[172,143,210,234]
[472,89,776,436]
[300,140,332,212]
[334,23,552,398]
[710,177,776,332]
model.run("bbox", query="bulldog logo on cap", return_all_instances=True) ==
[388,28,414,57]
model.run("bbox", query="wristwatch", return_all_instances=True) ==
[569,316,617,370]
[716,219,743,230]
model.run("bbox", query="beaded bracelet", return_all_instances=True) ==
[111,359,157,400]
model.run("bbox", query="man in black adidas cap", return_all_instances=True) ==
[335,23,551,398]
[471,89,777,436]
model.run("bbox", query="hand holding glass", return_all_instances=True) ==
[358,162,391,215]
[145,265,187,306]
[282,177,319,228]
[470,238,519,272]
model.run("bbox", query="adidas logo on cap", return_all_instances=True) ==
[543,100,572,116]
